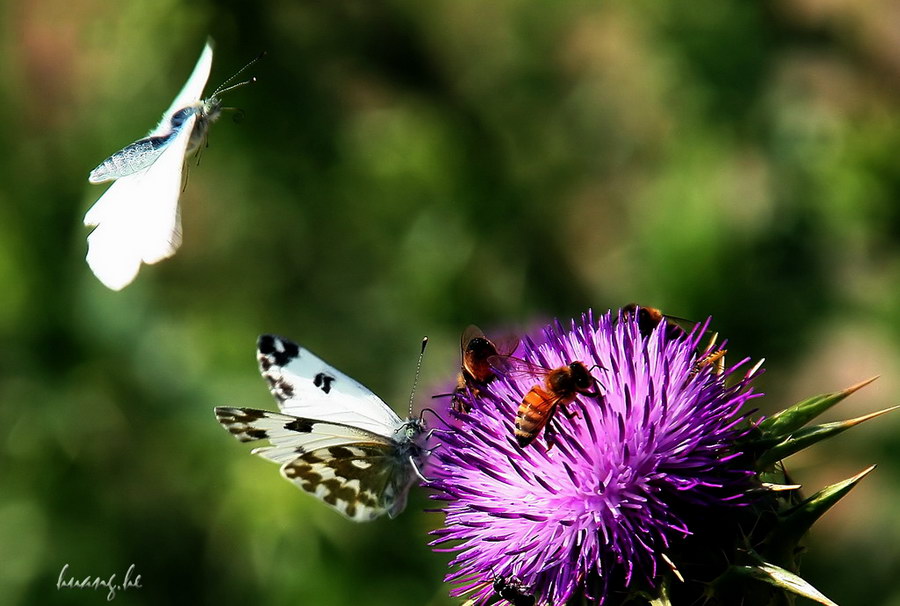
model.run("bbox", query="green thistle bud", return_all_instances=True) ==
[695,377,894,606]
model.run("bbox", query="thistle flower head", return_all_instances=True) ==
[429,309,761,605]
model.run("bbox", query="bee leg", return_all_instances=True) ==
[457,399,473,414]
[559,401,580,420]
[544,427,557,452]
[543,407,564,451]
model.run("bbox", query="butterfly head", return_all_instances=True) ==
[396,417,427,446]
[397,416,433,486]
[187,77,253,153]
[197,96,224,126]
[189,50,263,147]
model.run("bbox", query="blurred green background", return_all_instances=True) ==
[2,0,899,604]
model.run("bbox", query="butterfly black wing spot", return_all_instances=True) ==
[313,372,335,394]
[328,446,355,459]
[285,418,315,433]
[257,334,301,368]
[245,428,269,440]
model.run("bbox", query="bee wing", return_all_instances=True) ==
[663,313,699,334]
[460,324,486,355]
[461,325,519,356]
[648,311,718,347]
[487,355,548,381]
[622,303,702,342]
[150,40,213,137]
[83,113,195,290]
[493,334,520,357]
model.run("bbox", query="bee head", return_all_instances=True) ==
[569,362,599,395]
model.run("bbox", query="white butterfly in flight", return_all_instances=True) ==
[84,40,256,290]
[215,335,430,522]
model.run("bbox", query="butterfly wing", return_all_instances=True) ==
[151,40,213,137]
[84,41,214,290]
[87,42,212,184]
[256,335,404,436]
[215,407,419,521]
[83,112,195,290]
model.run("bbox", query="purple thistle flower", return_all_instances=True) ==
[428,309,761,605]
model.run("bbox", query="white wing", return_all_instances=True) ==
[151,40,213,137]
[88,41,212,183]
[215,407,420,521]
[256,335,405,436]
[83,40,214,290]
[83,113,195,290]
[216,407,393,451]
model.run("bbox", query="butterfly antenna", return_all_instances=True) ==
[407,337,428,417]
[210,50,266,98]
[418,407,449,429]
[212,76,257,98]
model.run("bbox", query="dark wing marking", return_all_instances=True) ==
[214,407,421,521]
